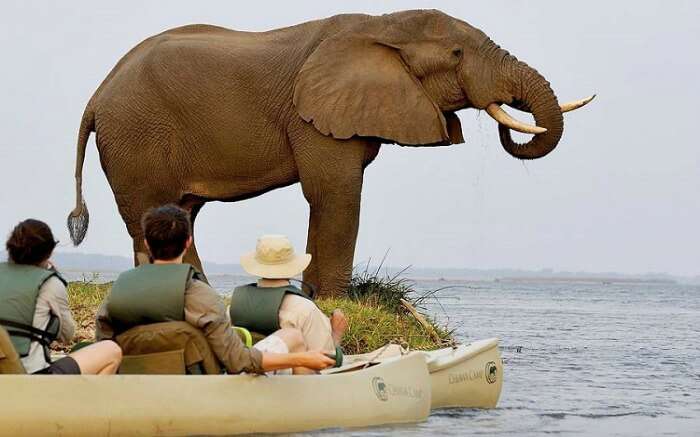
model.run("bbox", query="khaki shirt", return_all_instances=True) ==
[96,278,263,374]
[22,276,76,373]
[278,294,335,353]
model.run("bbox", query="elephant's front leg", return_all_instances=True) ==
[292,133,372,297]
[303,180,362,297]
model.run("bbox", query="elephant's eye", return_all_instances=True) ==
[452,48,463,58]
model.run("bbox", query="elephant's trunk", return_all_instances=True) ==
[498,60,564,160]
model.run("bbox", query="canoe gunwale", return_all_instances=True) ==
[424,338,500,372]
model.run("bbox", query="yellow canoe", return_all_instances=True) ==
[0,353,431,436]
[337,338,503,409]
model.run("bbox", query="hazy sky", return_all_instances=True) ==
[1,1,698,276]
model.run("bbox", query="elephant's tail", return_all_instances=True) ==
[66,106,95,246]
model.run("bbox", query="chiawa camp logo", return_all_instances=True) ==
[485,361,498,384]
[371,376,424,401]
[372,377,389,401]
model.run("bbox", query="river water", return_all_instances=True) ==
[329,280,700,437]
[64,273,700,436]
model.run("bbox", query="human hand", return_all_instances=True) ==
[299,351,335,370]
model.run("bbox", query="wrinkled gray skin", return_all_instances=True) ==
[68,10,569,296]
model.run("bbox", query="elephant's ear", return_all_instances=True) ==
[293,37,451,145]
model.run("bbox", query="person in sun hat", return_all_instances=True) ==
[230,235,348,364]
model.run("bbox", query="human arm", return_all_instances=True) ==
[184,280,265,374]
[260,350,335,372]
[186,282,335,374]
[38,277,76,343]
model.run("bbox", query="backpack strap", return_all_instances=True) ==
[289,279,317,299]
[0,316,58,363]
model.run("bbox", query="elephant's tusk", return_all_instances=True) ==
[485,103,547,135]
[560,94,596,113]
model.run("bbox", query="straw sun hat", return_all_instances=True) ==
[240,235,312,279]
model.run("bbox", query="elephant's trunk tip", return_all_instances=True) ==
[67,201,89,246]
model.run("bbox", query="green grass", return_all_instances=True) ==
[330,265,454,353]
[64,269,453,355]
[317,297,452,354]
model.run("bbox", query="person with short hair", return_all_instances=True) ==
[230,235,348,359]
[96,204,334,374]
[0,219,122,375]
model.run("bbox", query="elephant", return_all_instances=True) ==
[66,10,592,296]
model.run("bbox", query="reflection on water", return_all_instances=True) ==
[64,272,700,436]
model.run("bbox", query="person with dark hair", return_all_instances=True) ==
[0,219,122,374]
[96,204,334,375]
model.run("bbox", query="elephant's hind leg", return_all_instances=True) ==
[112,190,183,267]
[179,198,206,276]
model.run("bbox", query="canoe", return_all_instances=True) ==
[0,353,431,436]
[424,338,503,408]
[335,338,503,409]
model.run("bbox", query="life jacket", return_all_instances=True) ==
[229,284,312,335]
[108,263,202,335]
[0,262,66,358]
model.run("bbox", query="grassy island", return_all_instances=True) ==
[63,270,453,355]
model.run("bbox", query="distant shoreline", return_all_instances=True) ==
[28,252,698,286]
[60,270,678,287]
[399,275,677,285]
[493,277,676,285]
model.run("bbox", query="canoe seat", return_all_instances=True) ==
[230,326,265,347]
[116,321,222,375]
[0,326,26,375]
[245,330,266,345]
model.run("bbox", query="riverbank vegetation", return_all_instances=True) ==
[63,270,453,355]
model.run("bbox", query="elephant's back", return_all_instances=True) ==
[93,24,255,97]
[89,23,310,183]
[91,22,310,114]
[86,15,373,163]
[89,14,373,110]
[90,25,273,140]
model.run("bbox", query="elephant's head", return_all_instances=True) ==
[293,10,593,159]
